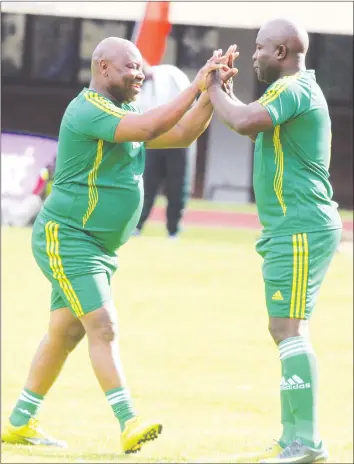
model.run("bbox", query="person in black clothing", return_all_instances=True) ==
[134,61,194,238]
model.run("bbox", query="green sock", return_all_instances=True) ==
[106,387,136,431]
[279,336,321,449]
[9,388,44,427]
[279,362,296,448]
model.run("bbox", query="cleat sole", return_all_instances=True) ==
[124,424,162,454]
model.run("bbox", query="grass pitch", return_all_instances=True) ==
[1,222,353,463]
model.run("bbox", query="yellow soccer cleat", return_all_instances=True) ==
[121,416,162,454]
[2,418,67,448]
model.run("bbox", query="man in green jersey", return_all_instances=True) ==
[207,19,342,463]
[2,37,236,453]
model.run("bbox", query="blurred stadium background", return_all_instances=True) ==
[2,1,353,206]
[1,2,353,463]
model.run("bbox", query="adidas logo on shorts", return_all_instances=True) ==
[280,375,311,390]
[272,290,284,301]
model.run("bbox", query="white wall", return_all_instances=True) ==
[2,1,353,35]
[204,28,257,203]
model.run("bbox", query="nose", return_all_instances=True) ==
[252,51,257,61]
[137,70,145,81]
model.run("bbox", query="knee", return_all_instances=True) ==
[57,324,86,353]
[93,320,118,343]
[83,307,118,343]
[268,318,303,345]
[49,322,86,353]
[64,324,86,352]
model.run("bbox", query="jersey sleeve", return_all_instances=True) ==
[78,91,130,142]
[258,76,310,126]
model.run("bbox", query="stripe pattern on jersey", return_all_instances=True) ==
[45,221,84,317]
[82,139,103,227]
[273,125,287,215]
[258,72,301,107]
[290,233,309,319]
[84,91,128,118]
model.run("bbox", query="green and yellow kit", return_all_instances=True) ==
[254,70,342,319]
[32,89,145,317]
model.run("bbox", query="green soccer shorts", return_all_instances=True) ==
[32,213,118,318]
[255,229,342,319]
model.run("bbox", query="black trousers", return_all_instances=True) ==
[137,148,189,235]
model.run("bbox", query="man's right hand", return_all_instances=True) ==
[216,45,239,85]
[192,55,230,92]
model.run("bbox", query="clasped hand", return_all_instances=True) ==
[193,44,239,93]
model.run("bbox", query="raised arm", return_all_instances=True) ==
[208,79,272,136]
[145,91,213,149]
[145,46,239,149]
[113,61,223,144]
[206,47,273,138]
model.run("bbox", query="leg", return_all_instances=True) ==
[2,302,83,447]
[24,305,85,396]
[136,149,165,232]
[76,279,162,453]
[258,230,341,463]
[165,148,188,236]
[80,301,126,392]
[29,220,162,452]
[268,317,311,449]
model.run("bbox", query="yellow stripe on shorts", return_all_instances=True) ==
[45,221,84,317]
[290,233,309,319]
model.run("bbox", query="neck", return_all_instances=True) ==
[279,55,306,78]
[89,79,123,105]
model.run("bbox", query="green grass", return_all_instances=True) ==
[2,223,353,463]
[155,196,353,221]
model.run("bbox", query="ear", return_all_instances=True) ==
[277,44,287,60]
[100,60,108,74]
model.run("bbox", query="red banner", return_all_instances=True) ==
[133,1,171,65]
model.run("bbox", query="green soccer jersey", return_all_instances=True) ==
[43,88,145,252]
[254,70,342,237]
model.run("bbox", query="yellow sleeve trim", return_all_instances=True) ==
[258,73,301,107]
[84,91,128,118]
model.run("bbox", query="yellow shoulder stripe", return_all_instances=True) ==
[258,73,301,107]
[84,91,128,118]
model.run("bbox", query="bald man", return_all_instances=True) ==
[2,37,234,453]
[207,20,342,463]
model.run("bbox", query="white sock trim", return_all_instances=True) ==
[20,390,43,405]
[106,390,130,403]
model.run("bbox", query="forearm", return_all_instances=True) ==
[144,82,200,139]
[175,91,213,145]
[208,84,249,134]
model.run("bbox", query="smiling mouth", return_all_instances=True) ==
[131,84,141,90]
